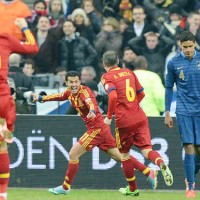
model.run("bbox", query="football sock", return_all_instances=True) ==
[147,150,164,167]
[184,154,195,190]
[0,152,10,198]
[62,160,79,190]
[130,156,150,176]
[121,157,137,192]
[194,154,200,175]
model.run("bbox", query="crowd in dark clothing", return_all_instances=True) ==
[6,0,200,114]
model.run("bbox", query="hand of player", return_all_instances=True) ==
[31,93,39,102]
[164,112,173,128]
[104,117,112,125]
[15,18,28,29]
[87,110,96,119]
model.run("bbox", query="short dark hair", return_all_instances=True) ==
[102,51,119,67]
[66,71,81,81]
[179,31,196,43]
[24,58,36,69]
[33,0,47,10]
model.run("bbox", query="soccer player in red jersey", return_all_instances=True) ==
[32,71,157,195]
[101,51,174,196]
[0,18,38,200]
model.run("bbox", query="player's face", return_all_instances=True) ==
[67,76,81,94]
[180,40,196,60]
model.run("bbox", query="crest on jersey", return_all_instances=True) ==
[105,83,109,91]
[196,60,200,70]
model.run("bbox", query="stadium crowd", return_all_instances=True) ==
[1,0,200,116]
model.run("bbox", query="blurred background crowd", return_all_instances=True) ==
[2,0,200,115]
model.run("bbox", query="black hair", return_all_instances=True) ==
[102,50,119,67]
[24,58,36,69]
[33,0,47,10]
[179,31,196,43]
[63,19,76,27]
[65,71,81,81]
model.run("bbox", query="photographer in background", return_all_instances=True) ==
[8,53,36,114]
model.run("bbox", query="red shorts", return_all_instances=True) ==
[78,123,116,152]
[115,119,152,153]
[0,95,16,131]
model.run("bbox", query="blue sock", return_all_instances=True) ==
[195,155,200,175]
[184,154,195,190]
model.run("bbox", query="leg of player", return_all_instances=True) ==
[130,156,158,190]
[119,153,139,196]
[0,142,10,200]
[184,144,196,199]
[107,147,158,190]
[142,148,173,187]
[0,119,12,200]
[48,142,87,195]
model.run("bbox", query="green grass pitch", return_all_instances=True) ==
[7,188,196,200]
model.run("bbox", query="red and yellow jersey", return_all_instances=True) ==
[0,0,31,40]
[0,29,38,96]
[42,85,105,129]
[101,66,147,128]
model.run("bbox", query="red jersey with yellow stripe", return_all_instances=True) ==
[42,85,105,129]
[0,29,38,96]
[101,66,147,128]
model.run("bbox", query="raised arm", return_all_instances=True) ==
[8,18,39,54]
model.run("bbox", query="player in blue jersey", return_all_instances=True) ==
[165,31,200,199]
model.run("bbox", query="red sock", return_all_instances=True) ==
[148,150,164,167]
[62,160,79,190]
[130,156,150,177]
[121,157,137,192]
[0,152,10,196]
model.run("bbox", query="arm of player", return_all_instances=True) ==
[164,87,173,128]
[104,90,117,125]
[7,18,38,54]
[137,90,145,103]
[85,97,96,119]
[32,90,69,103]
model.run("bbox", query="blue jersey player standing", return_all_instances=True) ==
[165,31,200,199]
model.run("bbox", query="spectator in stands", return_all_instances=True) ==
[176,12,200,47]
[27,0,56,31]
[119,17,130,34]
[70,8,95,45]
[0,0,31,40]
[122,46,138,70]
[128,31,174,82]
[81,0,102,35]
[143,0,187,30]
[32,16,65,73]
[122,5,157,50]
[48,0,65,24]
[55,20,97,73]
[8,54,35,114]
[33,15,51,48]
[81,66,96,84]
[23,58,36,77]
[54,66,67,86]
[95,16,123,59]
[133,56,165,116]
[159,4,183,41]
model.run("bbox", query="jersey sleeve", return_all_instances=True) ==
[42,89,70,102]
[80,87,96,112]
[101,75,116,94]
[165,60,175,88]
[7,28,39,54]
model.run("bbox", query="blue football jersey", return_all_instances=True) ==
[166,51,200,116]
